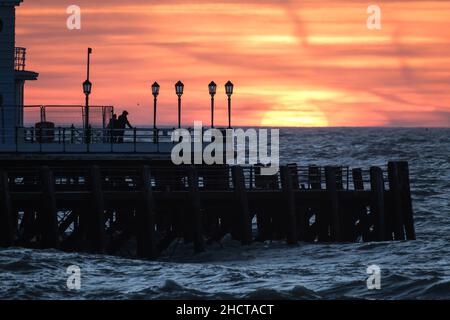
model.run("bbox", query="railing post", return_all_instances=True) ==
[86,125,91,153]
[134,127,137,152]
[39,126,42,153]
[63,128,66,152]
[110,129,114,153]
[15,127,18,153]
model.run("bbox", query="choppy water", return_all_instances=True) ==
[1,128,449,300]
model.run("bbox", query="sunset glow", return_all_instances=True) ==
[17,0,450,127]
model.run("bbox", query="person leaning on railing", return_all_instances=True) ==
[116,111,133,143]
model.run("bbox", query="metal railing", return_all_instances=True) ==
[0,125,232,153]
[15,47,26,71]
[18,126,175,145]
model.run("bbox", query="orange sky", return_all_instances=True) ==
[16,0,450,127]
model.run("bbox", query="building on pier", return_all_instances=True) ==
[0,0,38,144]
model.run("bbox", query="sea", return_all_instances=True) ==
[0,127,449,300]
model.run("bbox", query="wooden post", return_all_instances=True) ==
[325,166,342,241]
[370,167,387,241]
[397,161,416,240]
[187,166,205,253]
[39,166,59,249]
[232,166,252,245]
[352,168,364,190]
[352,168,371,241]
[289,163,307,240]
[306,166,322,241]
[136,166,157,259]
[308,166,322,190]
[387,162,405,240]
[287,163,300,189]
[89,166,106,253]
[335,167,344,190]
[280,166,297,245]
[0,170,14,247]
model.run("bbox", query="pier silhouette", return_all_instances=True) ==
[0,0,416,258]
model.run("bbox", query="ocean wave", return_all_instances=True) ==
[1,128,450,300]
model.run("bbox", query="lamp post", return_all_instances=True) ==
[208,81,217,128]
[175,80,184,128]
[225,81,234,129]
[83,48,92,143]
[152,82,160,129]
[83,79,92,143]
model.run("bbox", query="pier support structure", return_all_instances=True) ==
[0,159,416,258]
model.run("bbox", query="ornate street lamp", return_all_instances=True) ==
[152,82,160,129]
[83,79,92,95]
[83,48,93,143]
[175,80,184,128]
[83,79,92,143]
[208,81,217,128]
[225,81,234,128]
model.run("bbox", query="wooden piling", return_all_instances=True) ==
[352,168,364,191]
[39,166,59,249]
[232,166,252,245]
[308,166,322,190]
[136,166,157,259]
[370,167,387,241]
[289,164,307,241]
[0,170,13,247]
[335,167,344,190]
[387,162,406,240]
[254,167,272,241]
[352,168,372,241]
[187,166,205,253]
[325,166,342,241]
[89,166,106,253]
[397,161,416,240]
[287,163,300,189]
[280,166,297,245]
[0,158,417,257]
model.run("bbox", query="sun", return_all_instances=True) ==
[260,109,329,127]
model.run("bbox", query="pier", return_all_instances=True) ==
[0,159,416,259]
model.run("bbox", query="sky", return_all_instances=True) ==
[15,0,450,127]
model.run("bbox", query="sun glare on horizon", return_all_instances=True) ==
[260,109,329,127]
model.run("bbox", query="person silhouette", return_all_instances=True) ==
[106,114,117,142]
[117,111,132,143]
